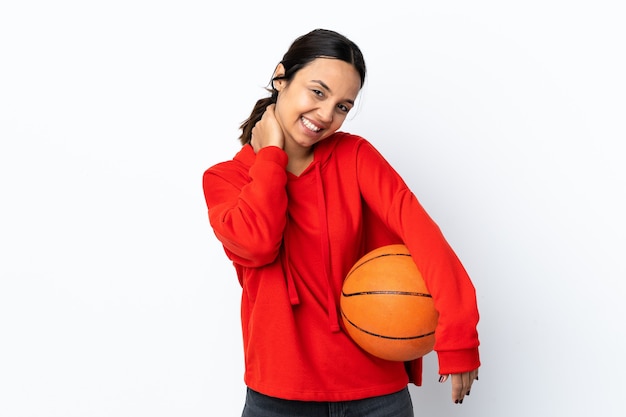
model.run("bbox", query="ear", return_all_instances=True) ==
[272,63,286,91]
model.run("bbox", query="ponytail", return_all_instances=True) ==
[238,89,278,145]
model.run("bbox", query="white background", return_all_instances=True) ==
[1,1,624,416]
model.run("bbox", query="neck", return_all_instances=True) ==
[284,140,314,176]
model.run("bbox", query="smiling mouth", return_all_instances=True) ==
[301,117,322,133]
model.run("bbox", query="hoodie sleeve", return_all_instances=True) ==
[202,146,289,267]
[355,140,480,375]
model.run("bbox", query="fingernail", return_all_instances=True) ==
[438,375,445,383]
[475,376,479,381]
[455,400,459,404]
[466,390,471,396]
[459,399,463,404]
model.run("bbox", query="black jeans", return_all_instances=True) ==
[242,387,414,417]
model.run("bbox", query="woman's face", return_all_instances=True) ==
[273,57,361,150]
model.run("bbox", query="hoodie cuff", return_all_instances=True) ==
[436,348,481,375]
[257,146,288,168]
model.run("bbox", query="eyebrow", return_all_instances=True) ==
[312,79,355,105]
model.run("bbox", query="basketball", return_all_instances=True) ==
[340,244,438,361]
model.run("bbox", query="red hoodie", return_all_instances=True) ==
[202,132,480,402]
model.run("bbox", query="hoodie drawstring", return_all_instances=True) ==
[315,163,341,332]
[282,228,300,306]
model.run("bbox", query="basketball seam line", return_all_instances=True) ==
[340,310,436,340]
[341,290,432,297]
[345,253,412,280]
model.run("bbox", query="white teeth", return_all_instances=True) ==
[302,117,321,132]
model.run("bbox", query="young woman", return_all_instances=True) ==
[202,28,480,417]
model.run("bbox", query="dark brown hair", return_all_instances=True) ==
[238,28,366,145]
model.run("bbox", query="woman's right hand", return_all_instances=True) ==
[250,104,284,153]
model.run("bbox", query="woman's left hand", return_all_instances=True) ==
[439,368,479,404]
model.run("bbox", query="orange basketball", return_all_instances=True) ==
[340,244,438,361]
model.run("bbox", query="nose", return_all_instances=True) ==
[317,102,334,124]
